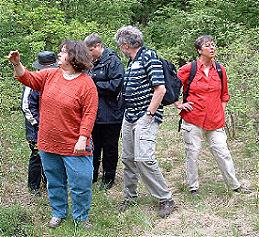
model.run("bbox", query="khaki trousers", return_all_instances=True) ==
[121,115,172,201]
[182,120,240,191]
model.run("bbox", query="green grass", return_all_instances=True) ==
[0,205,34,237]
[0,110,153,237]
[0,81,258,236]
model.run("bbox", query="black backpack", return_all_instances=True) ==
[160,58,182,105]
[142,49,182,106]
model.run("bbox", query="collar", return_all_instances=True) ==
[133,46,146,61]
[128,46,146,66]
[93,48,111,66]
[197,58,216,69]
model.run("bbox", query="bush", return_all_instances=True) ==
[218,31,259,141]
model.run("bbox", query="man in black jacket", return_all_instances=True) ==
[84,33,124,189]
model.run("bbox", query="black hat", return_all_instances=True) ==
[32,51,58,69]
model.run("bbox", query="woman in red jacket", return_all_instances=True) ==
[176,35,243,195]
[8,40,98,228]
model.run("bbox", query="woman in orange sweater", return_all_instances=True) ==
[8,40,98,228]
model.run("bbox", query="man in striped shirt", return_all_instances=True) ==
[115,26,175,218]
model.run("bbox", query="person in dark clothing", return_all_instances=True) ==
[21,51,58,196]
[84,33,124,189]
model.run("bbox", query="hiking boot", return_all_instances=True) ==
[190,189,199,196]
[233,186,252,194]
[48,217,62,228]
[118,199,137,212]
[158,199,176,218]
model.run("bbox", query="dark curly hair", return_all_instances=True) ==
[59,40,93,72]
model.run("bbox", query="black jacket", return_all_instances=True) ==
[21,86,40,143]
[90,48,124,124]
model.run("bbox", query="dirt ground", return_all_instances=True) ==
[113,113,258,237]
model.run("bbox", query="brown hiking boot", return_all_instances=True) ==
[158,199,176,218]
[233,186,252,194]
[76,220,93,230]
[190,189,199,196]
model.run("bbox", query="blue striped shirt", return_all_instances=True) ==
[123,47,165,123]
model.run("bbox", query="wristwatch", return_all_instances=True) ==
[146,111,155,117]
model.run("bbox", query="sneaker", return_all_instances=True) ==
[48,217,62,228]
[190,189,199,196]
[158,200,176,218]
[233,186,252,194]
[118,199,137,212]
[76,220,92,230]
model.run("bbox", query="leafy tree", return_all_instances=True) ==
[59,0,138,27]
[218,32,259,140]
[0,0,258,141]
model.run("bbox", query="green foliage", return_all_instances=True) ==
[59,0,138,26]
[218,32,259,140]
[0,1,258,234]
[0,0,65,69]
[214,0,258,28]
[0,77,21,115]
[145,0,258,65]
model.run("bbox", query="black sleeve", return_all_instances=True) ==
[28,90,40,124]
[96,56,124,96]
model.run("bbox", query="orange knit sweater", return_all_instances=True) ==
[17,68,98,156]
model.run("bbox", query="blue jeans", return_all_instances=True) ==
[39,151,93,221]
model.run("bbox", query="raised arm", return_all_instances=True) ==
[8,50,25,76]
[8,50,49,91]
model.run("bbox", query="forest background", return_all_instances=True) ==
[0,0,258,237]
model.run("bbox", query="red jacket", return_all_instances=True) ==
[177,60,230,130]
[17,68,98,156]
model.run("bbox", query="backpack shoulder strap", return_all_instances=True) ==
[141,48,157,65]
[183,60,197,102]
[141,48,159,82]
[140,48,150,70]
[215,61,224,96]
[215,61,223,80]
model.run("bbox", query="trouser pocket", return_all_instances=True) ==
[181,121,193,145]
[135,115,158,161]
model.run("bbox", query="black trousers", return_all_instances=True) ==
[92,123,122,184]
[28,141,47,190]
